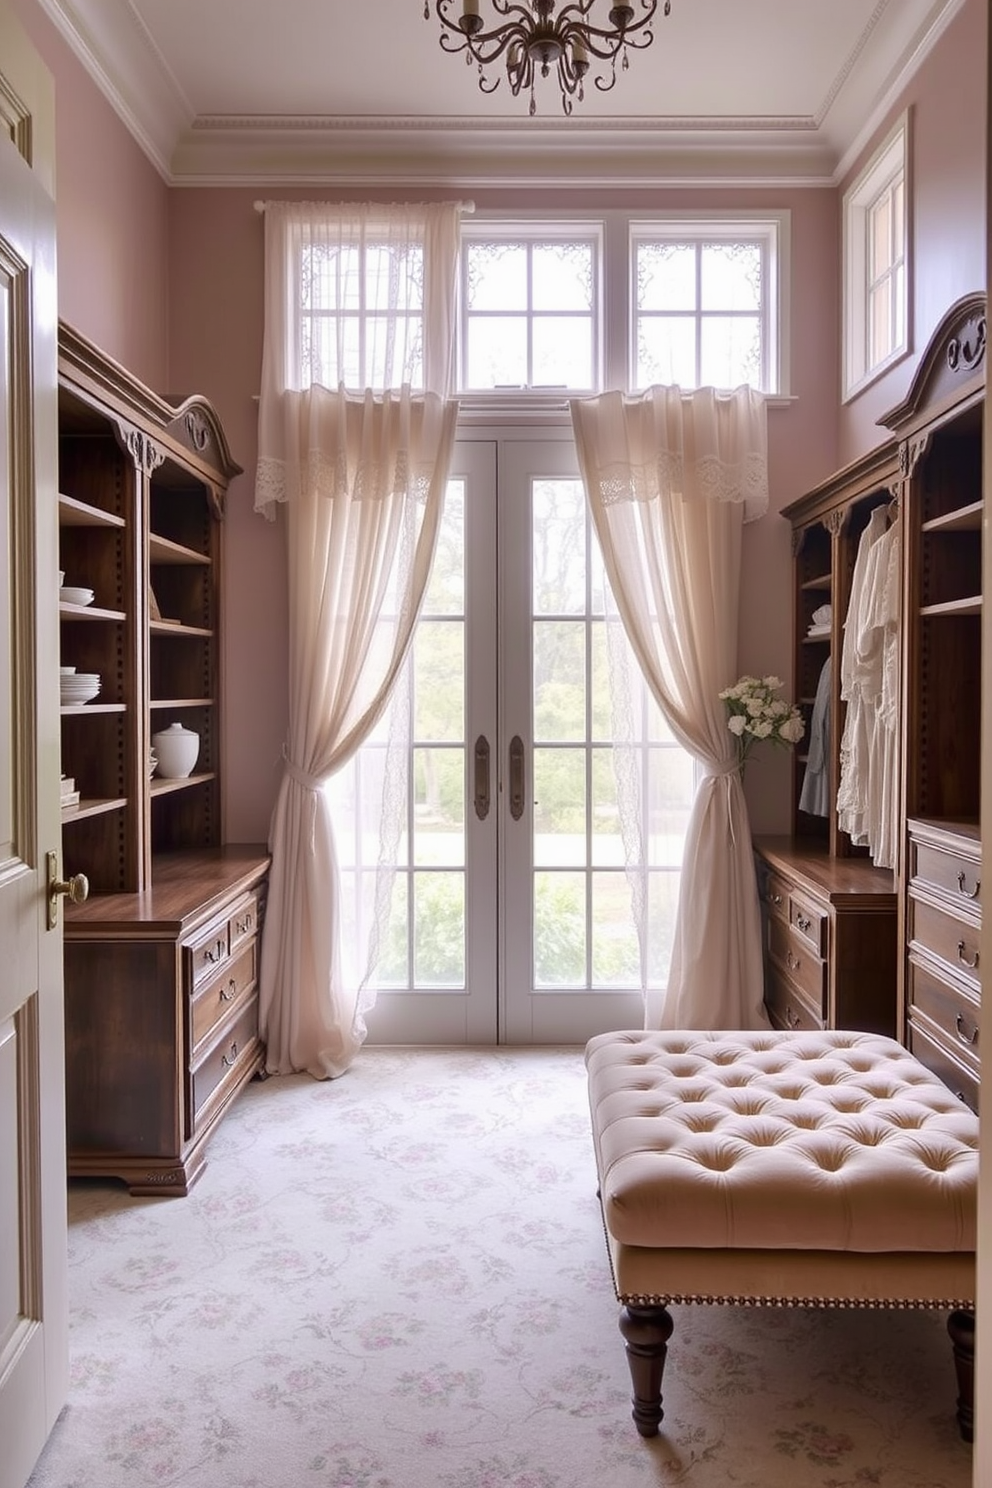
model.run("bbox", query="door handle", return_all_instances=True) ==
[509,735,525,821]
[47,849,89,930]
[474,735,491,820]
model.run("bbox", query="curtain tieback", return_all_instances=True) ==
[283,751,325,792]
[282,750,326,854]
[702,764,741,848]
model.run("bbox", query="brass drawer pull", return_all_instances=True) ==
[786,951,801,972]
[795,912,812,933]
[204,938,226,964]
[785,1005,801,1029]
[956,871,980,901]
[956,940,979,971]
[220,978,237,1002]
[955,1014,979,1047]
[769,892,783,906]
[221,1043,239,1069]
[235,913,253,935]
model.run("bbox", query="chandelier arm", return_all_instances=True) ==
[559,24,654,63]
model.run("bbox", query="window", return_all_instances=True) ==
[456,214,787,399]
[459,224,601,392]
[630,220,783,393]
[843,116,909,399]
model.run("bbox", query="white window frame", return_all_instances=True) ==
[842,113,910,401]
[629,213,788,396]
[457,219,604,402]
[455,210,790,411]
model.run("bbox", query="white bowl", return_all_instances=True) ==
[61,683,100,705]
[60,586,95,606]
[58,570,65,585]
[152,722,200,778]
[59,665,76,675]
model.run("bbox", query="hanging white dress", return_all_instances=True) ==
[837,506,888,847]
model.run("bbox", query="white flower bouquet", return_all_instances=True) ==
[719,674,805,776]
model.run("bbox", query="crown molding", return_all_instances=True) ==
[35,0,191,180]
[172,116,837,190]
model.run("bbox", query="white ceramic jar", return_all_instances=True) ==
[152,722,200,779]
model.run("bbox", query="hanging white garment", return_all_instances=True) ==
[836,506,900,866]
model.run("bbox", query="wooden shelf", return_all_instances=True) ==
[62,796,128,822]
[60,602,125,621]
[800,573,832,591]
[150,619,213,637]
[920,596,981,617]
[921,500,983,534]
[150,697,216,710]
[58,493,125,529]
[60,702,125,715]
[149,770,217,798]
[149,531,211,565]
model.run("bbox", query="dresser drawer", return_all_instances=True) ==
[907,953,980,1068]
[187,916,231,986]
[788,892,827,957]
[765,969,822,1032]
[908,895,981,993]
[907,1020,979,1114]
[761,869,791,924]
[911,837,982,911]
[190,941,257,1055]
[228,891,260,953]
[768,916,826,1012]
[191,998,259,1125]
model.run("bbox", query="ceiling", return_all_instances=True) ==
[36,0,965,187]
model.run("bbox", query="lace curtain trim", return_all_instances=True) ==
[595,451,768,516]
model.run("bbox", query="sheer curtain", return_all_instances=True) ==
[570,383,770,1031]
[255,201,461,1078]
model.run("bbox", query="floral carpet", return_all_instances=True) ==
[29,1047,972,1488]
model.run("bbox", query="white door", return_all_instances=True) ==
[359,435,691,1045]
[0,10,69,1487]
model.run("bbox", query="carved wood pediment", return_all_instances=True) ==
[879,291,986,435]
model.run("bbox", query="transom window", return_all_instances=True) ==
[459,226,601,392]
[298,230,426,390]
[287,213,789,397]
[630,226,773,392]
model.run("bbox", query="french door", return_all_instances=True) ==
[356,435,691,1045]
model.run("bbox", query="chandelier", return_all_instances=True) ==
[424,1,670,117]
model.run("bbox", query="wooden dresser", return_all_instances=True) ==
[755,837,897,1036]
[64,848,269,1195]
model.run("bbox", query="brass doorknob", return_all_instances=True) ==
[46,850,89,929]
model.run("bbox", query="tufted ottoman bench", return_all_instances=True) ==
[585,1028,978,1441]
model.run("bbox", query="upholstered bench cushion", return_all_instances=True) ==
[586,1029,978,1255]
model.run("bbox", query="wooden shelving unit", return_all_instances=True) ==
[57,322,270,1194]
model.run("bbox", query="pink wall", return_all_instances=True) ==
[14,0,170,389]
[839,0,987,464]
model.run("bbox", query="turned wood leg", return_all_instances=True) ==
[618,1303,674,1438]
[947,1308,975,1443]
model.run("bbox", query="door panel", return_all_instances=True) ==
[0,10,67,1486]
[499,441,649,1042]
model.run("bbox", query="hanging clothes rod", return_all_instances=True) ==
[253,199,475,214]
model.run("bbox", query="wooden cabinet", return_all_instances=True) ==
[57,324,270,1190]
[754,443,902,1034]
[755,838,897,1036]
[879,293,985,1107]
[64,850,268,1195]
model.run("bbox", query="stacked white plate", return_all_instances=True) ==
[60,669,101,705]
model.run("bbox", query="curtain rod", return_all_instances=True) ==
[253,199,475,214]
